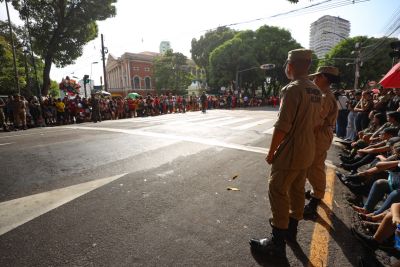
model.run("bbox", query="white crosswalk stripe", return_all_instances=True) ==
[214,117,252,126]
[194,117,235,125]
[233,119,273,130]
[87,112,276,131]
[166,116,219,125]
[263,127,275,134]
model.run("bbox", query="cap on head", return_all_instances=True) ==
[309,66,340,77]
[287,49,312,63]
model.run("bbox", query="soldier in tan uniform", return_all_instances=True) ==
[12,95,27,130]
[0,97,9,131]
[303,66,340,218]
[250,49,322,258]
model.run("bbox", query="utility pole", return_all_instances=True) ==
[101,34,108,92]
[5,0,20,94]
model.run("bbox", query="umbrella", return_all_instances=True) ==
[95,90,111,96]
[379,62,400,88]
[127,92,141,99]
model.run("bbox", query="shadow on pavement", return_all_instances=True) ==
[287,242,312,266]
[316,201,360,266]
[250,242,312,266]
[250,247,290,267]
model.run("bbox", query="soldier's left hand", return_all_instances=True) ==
[266,152,274,165]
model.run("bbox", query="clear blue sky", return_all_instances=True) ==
[1,0,399,84]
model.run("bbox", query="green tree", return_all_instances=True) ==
[323,36,398,89]
[191,26,236,84]
[209,25,305,95]
[253,25,304,95]
[49,80,60,98]
[209,31,258,89]
[0,35,22,95]
[0,20,46,96]
[10,0,117,96]
[154,50,193,94]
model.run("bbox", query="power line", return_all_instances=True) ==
[204,0,368,32]
[359,4,400,61]
[361,23,400,61]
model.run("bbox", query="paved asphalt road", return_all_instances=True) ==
[0,108,371,266]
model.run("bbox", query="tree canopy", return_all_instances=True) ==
[208,25,306,95]
[322,36,398,89]
[0,20,44,96]
[153,50,193,94]
[191,26,236,84]
[10,0,117,95]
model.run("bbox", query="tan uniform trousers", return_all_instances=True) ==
[269,166,307,229]
[307,127,333,200]
[14,110,26,127]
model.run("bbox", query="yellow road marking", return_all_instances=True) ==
[308,166,335,267]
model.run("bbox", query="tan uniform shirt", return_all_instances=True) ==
[12,100,24,113]
[273,78,322,170]
[316,89,338,151]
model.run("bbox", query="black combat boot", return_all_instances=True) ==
[286,217,298,243]
[303,197,320,220]
[249,227,287,258]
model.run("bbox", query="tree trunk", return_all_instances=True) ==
[42,54,53,96]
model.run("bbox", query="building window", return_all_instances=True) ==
[144,67,150,72]
[133,76,141,89]
[133,66,140,71]
[145,77,151,89]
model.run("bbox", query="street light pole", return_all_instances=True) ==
[353,42,361,90]
[5,0,20,94]
[91,61,98,89]
[101,34,108,92]
[235,64,275,93]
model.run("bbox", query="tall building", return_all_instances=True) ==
[309,15,350,58]
[159,41,171,54]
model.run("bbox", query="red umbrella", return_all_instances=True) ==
[379,62,400,88]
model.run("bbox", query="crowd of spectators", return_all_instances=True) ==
[334,87,400,266]
[0,93,279,132]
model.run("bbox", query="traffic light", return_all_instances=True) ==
[83,75,90,85]
[390,41,400,61]
[390,51,400,58]
[390,41,400,50]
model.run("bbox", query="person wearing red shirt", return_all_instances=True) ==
[154,96,160,115]
[69,99,78,123]
[177,96,183,113]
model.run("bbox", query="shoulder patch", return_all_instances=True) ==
[305,87,322,103]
